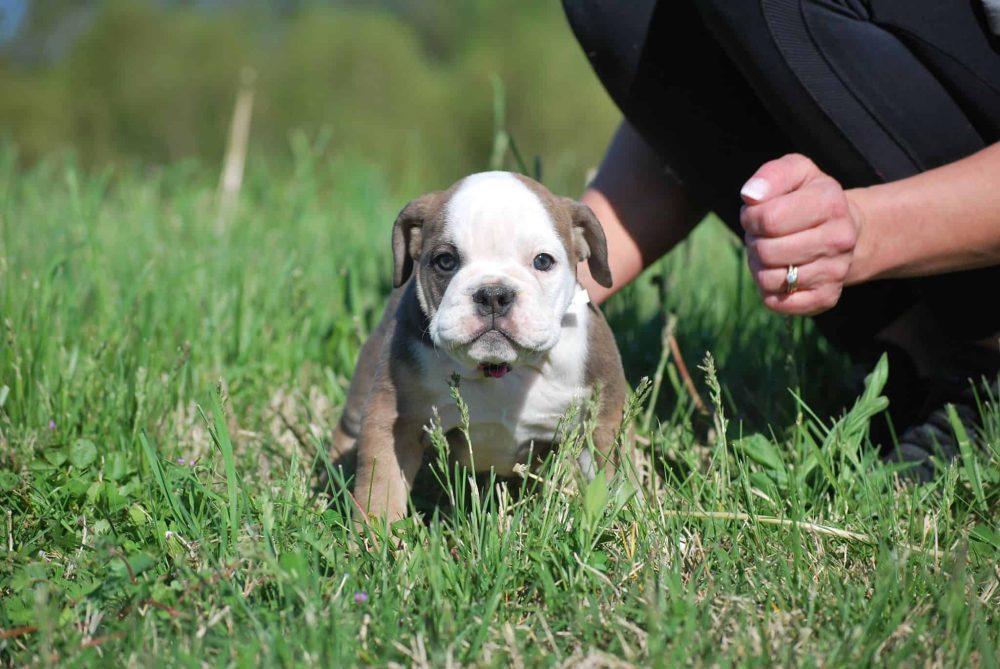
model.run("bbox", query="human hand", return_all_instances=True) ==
[739,154,862,316]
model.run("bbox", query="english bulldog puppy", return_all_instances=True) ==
[333,171,627,523]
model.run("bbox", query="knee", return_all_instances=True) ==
[561,0,657,57]
[690,0,761,25]
[691,0,757,13]
[694,0,867,28]
[561,0,658,104]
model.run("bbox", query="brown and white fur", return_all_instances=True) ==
[331,172,627,523]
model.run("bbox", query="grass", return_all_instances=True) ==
[1,143,998,667]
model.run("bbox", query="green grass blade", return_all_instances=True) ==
[946,403,988,515]
[138,431,197,538]
[211,390,241,554]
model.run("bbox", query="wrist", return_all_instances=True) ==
[844,188,877,286]
[844,186,883,285]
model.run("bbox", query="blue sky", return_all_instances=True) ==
[0,0,27,41]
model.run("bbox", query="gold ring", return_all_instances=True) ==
[785,265,799,294]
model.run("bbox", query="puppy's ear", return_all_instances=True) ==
[391,193,437,287]
[562,198,613,289]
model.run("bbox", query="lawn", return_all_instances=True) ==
[1,144,998,667]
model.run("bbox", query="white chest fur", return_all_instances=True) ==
[413,287,592,475]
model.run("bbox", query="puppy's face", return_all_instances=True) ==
[392,172,612,376]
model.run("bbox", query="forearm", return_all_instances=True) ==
[846,142,1000,284]
[578,122,706,303]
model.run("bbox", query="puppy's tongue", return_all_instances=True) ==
[480,363,511,379]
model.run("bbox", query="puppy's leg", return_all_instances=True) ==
[584,310,629,479]
[583,383,627,480]
[325,287,407,483]
[352,391,425,524]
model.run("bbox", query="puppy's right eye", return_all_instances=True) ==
[432,252,457,272]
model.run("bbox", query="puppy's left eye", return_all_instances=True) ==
[532,253,555,271]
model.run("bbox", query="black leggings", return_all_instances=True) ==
[563,0,1000,356]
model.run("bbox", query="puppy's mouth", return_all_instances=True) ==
[479,362,512,378]
[462,327,520,377]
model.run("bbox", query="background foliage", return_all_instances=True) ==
[0,0,619,193]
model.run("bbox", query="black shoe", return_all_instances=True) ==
[863,344,924,447]
[883,371,998,483]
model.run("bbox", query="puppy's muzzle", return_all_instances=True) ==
[472,284,516,318]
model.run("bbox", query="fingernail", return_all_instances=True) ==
[741,177,769,201]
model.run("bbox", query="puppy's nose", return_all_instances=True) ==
[472,284,516,318]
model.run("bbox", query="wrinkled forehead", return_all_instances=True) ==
[442,172,566,259]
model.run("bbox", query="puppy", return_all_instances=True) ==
[332,172,627,523]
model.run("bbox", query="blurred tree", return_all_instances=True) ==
[0,0,28,41]
[0,0,618,193]
[1,0,98,64]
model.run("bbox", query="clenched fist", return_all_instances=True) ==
[740,154,863,316]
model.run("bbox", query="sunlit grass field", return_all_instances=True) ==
[1,144,998,667]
